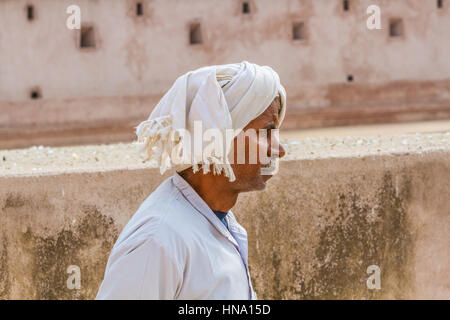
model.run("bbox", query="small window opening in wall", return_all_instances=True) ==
[80,26,96,48]
[242,2,250,14]
[389,19,403,37]
[189,23,203,45]
[347,75,354,82]
[437,0,443,8]
[292,22,306,41]
[136,2,143,16]
[27,5,34,21]
[343,0,350,11]
[30,88,41,100]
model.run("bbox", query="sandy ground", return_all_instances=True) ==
[1,120,449,177]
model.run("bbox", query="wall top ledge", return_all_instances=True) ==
[1,132,449,178]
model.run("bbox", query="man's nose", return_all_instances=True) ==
[269,137,286,159]
[278,142,286,159]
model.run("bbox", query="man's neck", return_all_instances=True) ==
[178,168,238,212]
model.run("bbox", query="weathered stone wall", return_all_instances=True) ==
[1,0,450,148]
[0,133,449,299]
[240,155,449,299]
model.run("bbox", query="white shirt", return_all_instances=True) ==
[96,172,257,300]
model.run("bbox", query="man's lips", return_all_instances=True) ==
[259,157,279,176]
[260,165,275,176]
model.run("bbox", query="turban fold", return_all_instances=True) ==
[135,61,286,182]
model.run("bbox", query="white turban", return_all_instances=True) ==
[135,61,286,182]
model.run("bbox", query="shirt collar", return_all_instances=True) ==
[171,172,239,247]
[213,210,228,221]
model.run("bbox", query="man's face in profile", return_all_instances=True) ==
[229,96,286,192]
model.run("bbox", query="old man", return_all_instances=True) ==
[96,61,287,299]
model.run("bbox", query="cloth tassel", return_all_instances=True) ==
[135,115,236,182]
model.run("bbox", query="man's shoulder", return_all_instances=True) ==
[116,176,201,250]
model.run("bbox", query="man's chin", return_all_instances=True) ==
[261,173,274,181]
[254,174,273,190]
[237,176,269,193]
